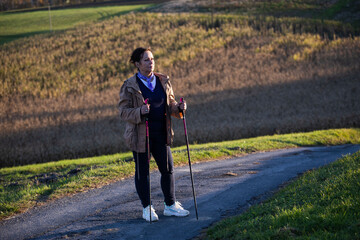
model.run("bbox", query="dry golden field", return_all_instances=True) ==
[1,1,359,167]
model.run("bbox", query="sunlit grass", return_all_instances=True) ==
[0,11,356,99]
[207,149,360,240]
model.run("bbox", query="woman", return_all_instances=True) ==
[118,47,189,222]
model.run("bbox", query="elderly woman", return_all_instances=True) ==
[118,47,189,222]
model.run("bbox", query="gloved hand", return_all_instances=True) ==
[178,100,187,112]
[141,104,150,115]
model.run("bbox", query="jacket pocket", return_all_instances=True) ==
[124,123,136,150]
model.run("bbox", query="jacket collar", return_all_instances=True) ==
[126,72,169,92]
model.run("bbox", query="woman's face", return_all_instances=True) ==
[136,51,155,76]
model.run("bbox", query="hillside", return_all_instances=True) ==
[0,0,359,167]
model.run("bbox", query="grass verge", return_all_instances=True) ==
[206,146,360,239]
[0,128,359,221]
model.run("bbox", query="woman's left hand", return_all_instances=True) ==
[178,100,187,112]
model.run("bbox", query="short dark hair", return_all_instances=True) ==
[130,47,152,66]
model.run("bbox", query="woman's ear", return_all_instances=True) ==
[135,62,140,68]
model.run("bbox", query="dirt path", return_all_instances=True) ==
[1,144,359,240]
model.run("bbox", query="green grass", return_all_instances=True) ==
[322,0,356,19]
[0,4,153,44]
[1,128,359,220]
[206,148,360,239]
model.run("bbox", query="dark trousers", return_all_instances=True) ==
[133,134,175,208]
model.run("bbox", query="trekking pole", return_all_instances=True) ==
[144,98,152,224]
[179,98,199,220]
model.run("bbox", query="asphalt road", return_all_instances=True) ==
[1,144,359,240]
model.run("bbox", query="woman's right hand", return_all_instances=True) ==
[141,104,150,115]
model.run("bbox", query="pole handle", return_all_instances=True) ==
[180,97,184,108]
[144,98,150,118]
[179,98,184,118]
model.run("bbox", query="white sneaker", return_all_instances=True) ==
[142,205,159,222]
[163,201,190,217]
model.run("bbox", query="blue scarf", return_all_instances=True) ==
[137,72,155,92]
